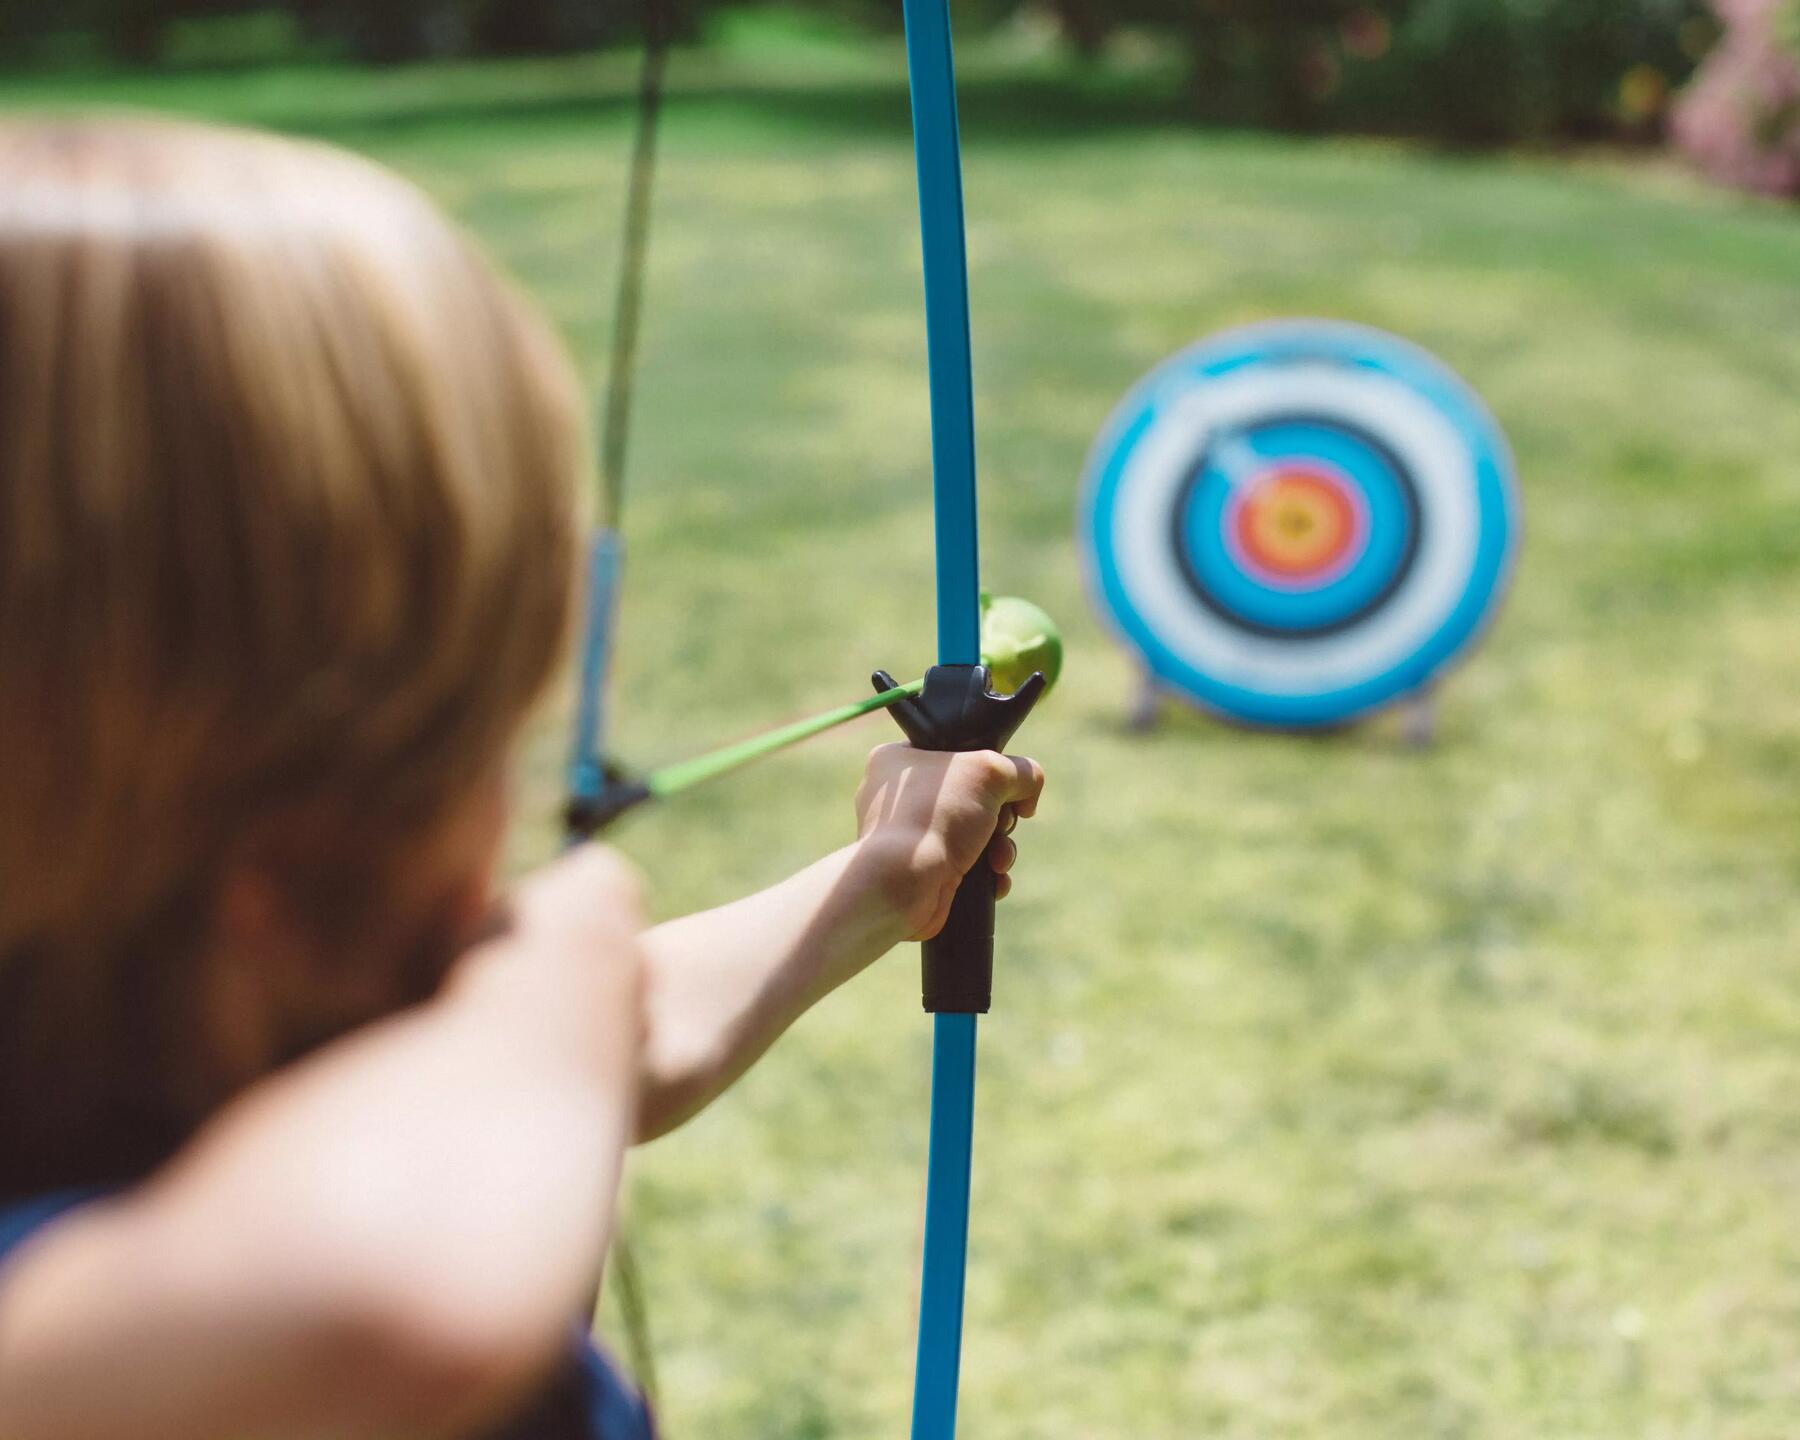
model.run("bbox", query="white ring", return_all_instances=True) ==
[1110,364,1478,696]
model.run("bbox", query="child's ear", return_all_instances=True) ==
[200,775,513,1083]
[203,863,316,1089]
[202,818,418,1074]
[446,865,503,942]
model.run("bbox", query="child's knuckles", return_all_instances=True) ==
[971,750,1017,801]
[946,749,991,790]
[1005,757,1045,812]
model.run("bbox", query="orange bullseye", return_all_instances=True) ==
[1235,468,1359,580]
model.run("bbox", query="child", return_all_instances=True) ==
[0,118,1044,1440]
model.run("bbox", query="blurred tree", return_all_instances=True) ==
[470,0,614,53]
[1327,0,1708,142]
[0,0,685,66]
[1673,0,1800,195]
[115,0,166,61]
[864,0,1413,129]
[294,0,464,62]
[997,0,1710,141]
[0,0,1721,148]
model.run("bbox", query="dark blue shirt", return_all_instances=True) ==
[0,1192,654,1440]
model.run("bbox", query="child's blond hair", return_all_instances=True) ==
[0,118,584,1192]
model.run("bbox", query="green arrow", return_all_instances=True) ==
[640,594,1062,802]
[646,676,926,798]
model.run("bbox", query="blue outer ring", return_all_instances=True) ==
[1078,319,1520,729]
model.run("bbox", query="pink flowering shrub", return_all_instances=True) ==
[1673,0,1800,196]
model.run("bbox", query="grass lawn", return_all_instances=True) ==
[7,25,1800,1438]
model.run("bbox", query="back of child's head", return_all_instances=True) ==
[0,117,585,1195]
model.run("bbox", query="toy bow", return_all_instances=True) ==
[562,5,1046,1432]
[891,3,1047,1432]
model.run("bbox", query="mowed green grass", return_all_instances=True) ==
[9,32,1800,1439]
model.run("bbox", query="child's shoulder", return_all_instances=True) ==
[0,1190,101,1266]
[0,1189,654,1440]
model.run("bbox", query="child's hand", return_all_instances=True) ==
[854,745,1046,941]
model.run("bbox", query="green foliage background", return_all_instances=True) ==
[1781,0,1800,61]
[0,0,1719,143]
[5,23,1798,1437]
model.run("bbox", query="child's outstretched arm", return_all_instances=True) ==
[0,848,647,1440]
[635,745,1045,1139]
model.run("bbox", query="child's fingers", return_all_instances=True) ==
[976,752,1045,818]
[987,833,1018,875]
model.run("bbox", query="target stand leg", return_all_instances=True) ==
[1397,685,1437,749]
[1127,667,1163,733]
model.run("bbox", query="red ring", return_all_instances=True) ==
[1228,466,1364,587]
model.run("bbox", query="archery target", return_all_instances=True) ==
[1079,320,1519,729]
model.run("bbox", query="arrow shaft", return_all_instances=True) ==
[644,678,923,799]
